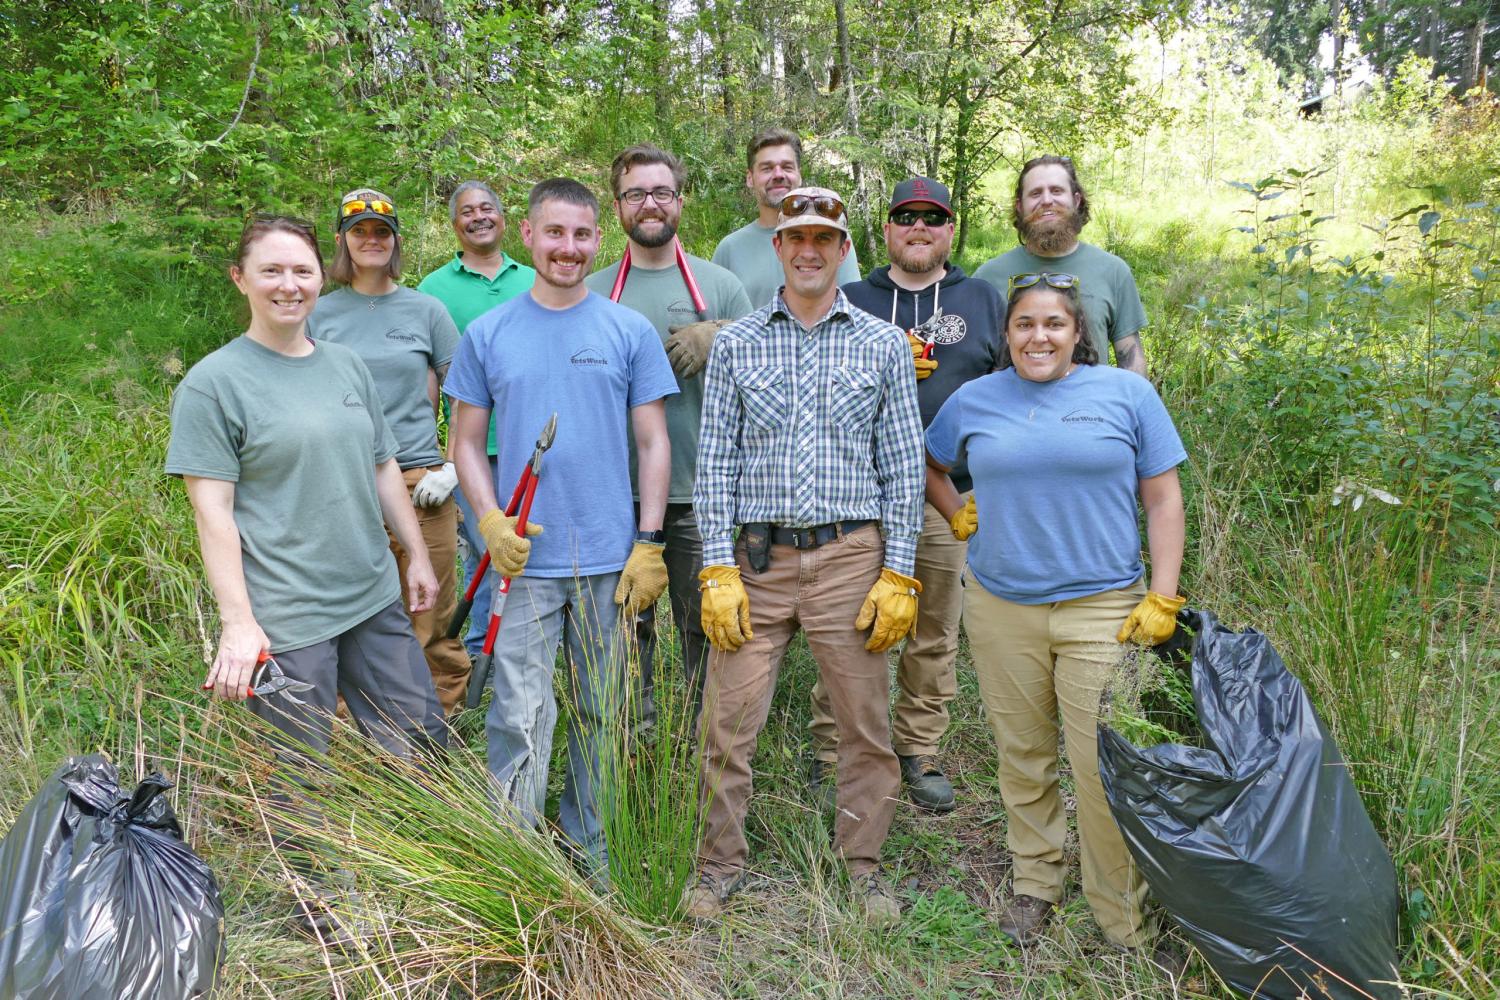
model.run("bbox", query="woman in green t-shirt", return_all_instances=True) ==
[167,214,447,939]
[307,189,471,715]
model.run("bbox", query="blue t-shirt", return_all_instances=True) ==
[444,291,679,578]
[925,365,1185,604]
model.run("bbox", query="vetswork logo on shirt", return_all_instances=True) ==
[1061,408,1105,425]
[342,392,366,409]
[570,347,609,368]
[385,328,421,344]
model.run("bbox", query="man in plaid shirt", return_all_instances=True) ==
[684,186,925,927]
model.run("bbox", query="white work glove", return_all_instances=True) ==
[412,462,459,508]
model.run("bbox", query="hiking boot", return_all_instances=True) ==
[995,893,1054,945]
[898,753,956,813]
[680,870,743,923]
[852,870,901,928]
[808,756,837,814]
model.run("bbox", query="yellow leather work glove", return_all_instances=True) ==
[614,541,669,616]
[478,508,544,577]
[854,568,923,653]
[949,495,977,541]
[699,565,753,653]
[907,331,938,381]
[1115,592,1187,646]
[665,319,732,379]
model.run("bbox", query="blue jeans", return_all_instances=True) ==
[484,572,624,870]
[453,457,498,657]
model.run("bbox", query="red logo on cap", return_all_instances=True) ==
[912,179,931,196]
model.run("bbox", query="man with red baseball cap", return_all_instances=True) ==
[804,176,1004,815]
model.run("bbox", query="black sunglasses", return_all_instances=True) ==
[888,209,951,228]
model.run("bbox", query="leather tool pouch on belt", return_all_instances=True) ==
[742,522,772,574]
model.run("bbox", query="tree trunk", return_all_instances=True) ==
[1460,10,1487,93]
[653,0,671,122]
[833,0,875,262]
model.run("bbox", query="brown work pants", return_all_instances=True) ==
[389,466,471,715]
[963,571,1155,948]
[810,496,968,761]
[697,523,899,879]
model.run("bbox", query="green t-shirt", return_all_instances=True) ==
[417,251,537,455]
[711,220,862,310]
[307,286,458,469]
[972,242,1147,363]
[586,254,753,502]
[165,336,401,652]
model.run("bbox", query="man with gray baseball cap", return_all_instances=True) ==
[686,186,925,927]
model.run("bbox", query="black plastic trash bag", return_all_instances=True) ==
[0,755,224,1000]
[1098,609,1400,999]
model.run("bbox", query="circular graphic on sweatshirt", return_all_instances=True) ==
[927,311,967,345]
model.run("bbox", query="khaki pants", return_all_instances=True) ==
[963,571,1155,949]
[389,466,471,715]
[697,523,899,878]
[810,497,967,761]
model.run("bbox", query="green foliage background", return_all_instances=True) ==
[0,3,1497,998]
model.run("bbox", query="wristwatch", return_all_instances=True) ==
[635,529,667,545]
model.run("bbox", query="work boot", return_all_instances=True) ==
[852,870,901,928]
[291,873,365,951]
[898,753,956,813]
[808,756,837,815]
[680,870,743,923]
[996,893,1054,945]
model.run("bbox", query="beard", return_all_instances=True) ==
[889,242,947,275]
[629,214,678,249]
[1018,204,1084,255]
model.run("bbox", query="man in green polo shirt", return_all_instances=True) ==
[418,180,537,661]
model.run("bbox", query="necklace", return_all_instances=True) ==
[1016,366,1075,421]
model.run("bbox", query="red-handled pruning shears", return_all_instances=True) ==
[202,651,314,705]
[460,413,557,711]
[609,237,709,320]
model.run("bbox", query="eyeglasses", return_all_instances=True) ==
[620,187,680,206]
[780,193,846,222]
[340,198,395,218]
[888,209,951,228]
[1008,272,1079,293]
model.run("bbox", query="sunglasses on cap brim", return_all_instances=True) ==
[779,193,846,223]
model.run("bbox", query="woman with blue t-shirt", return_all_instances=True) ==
[307,188,471,714]
[925,272,1187,959]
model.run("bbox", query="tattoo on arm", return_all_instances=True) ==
[1114,335,1147,376]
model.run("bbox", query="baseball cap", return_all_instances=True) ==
[888,176,953,216]
[337,188,400,234]
[774,186,850,236]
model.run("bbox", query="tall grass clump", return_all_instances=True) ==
[595,632,706,924]
[187,703,708,999]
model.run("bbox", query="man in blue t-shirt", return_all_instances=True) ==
[445,178,678,875]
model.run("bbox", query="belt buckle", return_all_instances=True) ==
[792,526,815,549]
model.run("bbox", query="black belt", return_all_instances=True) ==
[767,519,871,550]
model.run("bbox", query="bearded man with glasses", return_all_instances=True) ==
[799,177,1005,816]
[585,144,752,728]
[974,155,1150,376]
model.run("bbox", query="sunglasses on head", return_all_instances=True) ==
[340,198,395,218]
[780,193,845,222]
[1008,272,1078,294]
[888,208,951,228]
